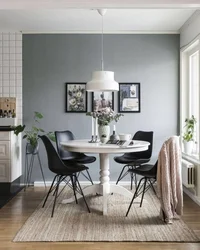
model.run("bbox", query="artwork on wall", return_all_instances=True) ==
[65,83,87,112]
[0,97,16,113]
[92,91,114,112]
[118,83,140,113]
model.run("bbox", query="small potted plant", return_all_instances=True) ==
[13,111,55,154]
[183,115,197,155]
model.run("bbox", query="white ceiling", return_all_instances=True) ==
[0,9,196,33]
[0,0,200,9]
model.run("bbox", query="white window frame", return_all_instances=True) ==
[180,36,200,160]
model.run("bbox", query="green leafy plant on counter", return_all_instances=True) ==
[13,111,55,147]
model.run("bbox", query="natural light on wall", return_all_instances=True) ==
[181,37,200,159]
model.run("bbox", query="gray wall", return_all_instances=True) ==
[23,34,180,182]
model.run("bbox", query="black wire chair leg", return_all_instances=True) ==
[130,172,134,190]
[52,176,70,197]
[116,165,128,185]
[134,173,137,190]
[126,177,144,217]
[56,178,70,198]
[51,175,62,218]
[71,175,78,204]
[74,175,90,213]
[37,153,46,188]
[140,178,147,207]
[76,172,80,180]
[149,179,156,194]
[82,169,93,185]
[42,175,57,208]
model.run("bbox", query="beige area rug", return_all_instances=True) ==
[13,187,200,242]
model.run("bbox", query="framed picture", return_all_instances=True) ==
[65,83,87,112]
[118,83,140,113]
[92,91,114,112]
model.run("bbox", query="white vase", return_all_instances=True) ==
[98,125,110,143]
[183,141,193,155]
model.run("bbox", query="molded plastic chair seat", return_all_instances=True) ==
[55,164,88,175]
[114,155,151,165]
[63,155,96,164]
[128,164,156,178]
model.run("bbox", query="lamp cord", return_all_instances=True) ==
[101,14,104,71]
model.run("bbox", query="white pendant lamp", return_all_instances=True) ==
[86,9,119,92]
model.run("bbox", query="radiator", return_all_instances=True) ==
[182,159,195,188]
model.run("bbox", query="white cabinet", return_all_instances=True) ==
[0,131,21,182]
[0,160,10,182]
[0,141,10,159]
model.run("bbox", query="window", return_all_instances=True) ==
[181,39,200,159]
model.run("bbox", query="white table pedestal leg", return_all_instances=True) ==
[109,185,133,199]
[99,153,110,215]
[61,184,100,204]
[61,154,133,215]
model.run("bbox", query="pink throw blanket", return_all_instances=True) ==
[156,136,183,223]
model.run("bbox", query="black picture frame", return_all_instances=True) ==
[92,91,114,112]
[65,83,87,113]
[118,83,141,113]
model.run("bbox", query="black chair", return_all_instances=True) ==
[55,130,95,185]
[39,135,90,217]
[115,131,153,190]
[126,161,157,216]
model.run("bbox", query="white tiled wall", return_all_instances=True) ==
[0,32,22,125]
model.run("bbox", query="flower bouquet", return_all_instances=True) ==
[86,107,123,126]
[86,108,123,142]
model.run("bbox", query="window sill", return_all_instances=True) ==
[182,152,200,165]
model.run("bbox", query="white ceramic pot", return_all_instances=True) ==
[183,141,193,155]
[98,125,110,143]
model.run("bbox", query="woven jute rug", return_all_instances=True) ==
[13,187,200,242]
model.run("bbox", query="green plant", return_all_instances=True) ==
[13,111,55,147]
[183,115,197,142]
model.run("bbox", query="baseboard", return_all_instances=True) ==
[183,186,200,206]
[34,181,131,187]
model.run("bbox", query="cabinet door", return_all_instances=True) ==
[0,141,10,159]
[0,132,10,141]
[0,160,10,182]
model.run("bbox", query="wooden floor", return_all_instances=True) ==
[0,187,200,250]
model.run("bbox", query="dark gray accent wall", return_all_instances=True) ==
[23,34,180,182]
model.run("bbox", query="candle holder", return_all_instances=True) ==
[88,135,94,143]
[94,135,99,142]
[88,135,99,143]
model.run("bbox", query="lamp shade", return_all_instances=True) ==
[86,71,119,92]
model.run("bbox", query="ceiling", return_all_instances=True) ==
[0,0,200,9]
[0,0,198,33]
[0,9,196,33]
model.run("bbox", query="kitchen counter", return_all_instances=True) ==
[0,126,15,131]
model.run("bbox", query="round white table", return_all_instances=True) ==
[60,139,150,215]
